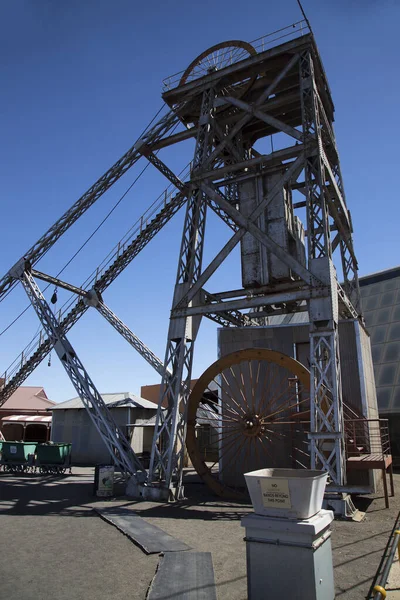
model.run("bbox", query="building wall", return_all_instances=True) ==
[218,321,377,420]
[359,268,400,415]
[218,321,380,490]
[51,406,156,465]
[51,407,129,465]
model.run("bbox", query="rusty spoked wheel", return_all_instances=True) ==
[186,348,311,499]
[179,40,257,99]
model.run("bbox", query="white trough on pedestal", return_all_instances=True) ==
[244,467,328,520]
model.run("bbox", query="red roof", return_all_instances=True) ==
[0,387,55,411]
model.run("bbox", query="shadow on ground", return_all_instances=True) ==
[0,469,251,521]
[1,468,400,600]
[0,472,100,517]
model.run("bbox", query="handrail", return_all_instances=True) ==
[344,417,391,460]
[162,20,310,91]
[345,419,389,424]
[0,161,191,388]
[373,529,400,599]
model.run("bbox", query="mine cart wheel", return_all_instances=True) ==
[186,348,311,499]
[179,40,257,100]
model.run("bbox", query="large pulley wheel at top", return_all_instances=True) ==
[179,40,258,105]
[186,348,311,499]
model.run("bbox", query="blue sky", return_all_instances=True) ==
[1,0,399,403]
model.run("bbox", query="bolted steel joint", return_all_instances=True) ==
[84,288,103,308]
[8,257,32,280]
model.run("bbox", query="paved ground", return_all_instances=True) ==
[387,559,400,599]
[0,467,399,599]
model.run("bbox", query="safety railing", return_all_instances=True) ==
[0,161,192,389]
[344,418,391,460]
[162,20,310,91]
[371,528,400,598]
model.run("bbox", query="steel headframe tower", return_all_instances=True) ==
[0,23,364,502]
[144,28,361,500]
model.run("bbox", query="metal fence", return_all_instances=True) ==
[368,512,400,599]
[344,418,391,459]
[162,20,310,91]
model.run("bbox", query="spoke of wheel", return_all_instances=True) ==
[262,427,288,440]
[253,434,261,466]
[209,424,242,445]
[258,363,282,415]
[254,361,262,406]
[211,427,242,443]
[219,440,249,480]
[257,434,274,461]
[289,454,308,468]
[207,415,241,428]
[206,377,243,418]
[259,378,286,416]
[229,433,254,484]
[210,431,244,472]
[221,370,247,416]
[240,368,247,402]
[206,430,241,472]
[265,396,310,422]
[292,445,310,458]
[218,433,249,476]
[214,424,243,450]
[261,380,293,415]
[249,360,256,413]
[263,387,308,420]
[201,399,242,423]
[242,434,253,469]
[255,360,273,411]
[229,366,251,412]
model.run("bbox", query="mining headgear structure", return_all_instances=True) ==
[0,21,378,511]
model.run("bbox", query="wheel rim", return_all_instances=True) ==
[179,40,257,99]
[186,348,311,498]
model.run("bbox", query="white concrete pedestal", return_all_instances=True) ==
[241,509,335,600]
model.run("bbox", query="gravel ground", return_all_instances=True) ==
[0,467,399,599]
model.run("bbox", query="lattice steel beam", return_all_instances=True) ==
[176,156,307,309]
[300,49,345,486]
[31,269,86,297]
[89,295,167,378]
[0,109,180,302]
[172,287,323,318]
[9,260,146,480]
[0,190,187,405]
[201,180,317,286]
[148,87,216,500]
[203,53,300,169]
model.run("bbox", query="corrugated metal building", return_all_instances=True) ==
[359,266,400,456]
[50,392,157,465]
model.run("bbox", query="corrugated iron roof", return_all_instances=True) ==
[50,392,157,411]
[0,386,55,411]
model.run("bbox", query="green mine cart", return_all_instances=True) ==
[0,441,37,473]
[35,443,72,474]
